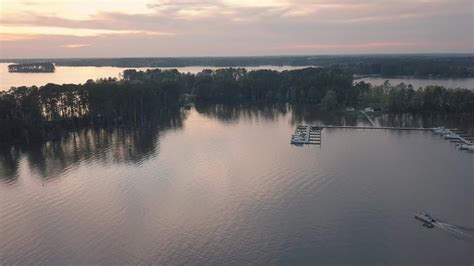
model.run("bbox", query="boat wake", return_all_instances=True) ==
[433,221,474,242]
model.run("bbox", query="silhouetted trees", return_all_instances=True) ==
[0,78,183,143]
[1,67,473,144]
[321,90,338,111]
[126,67,354,104]
[125,67,474,113]
[355,81,474,113]
[5,54,473,78]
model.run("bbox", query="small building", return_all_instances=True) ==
[364,107,374,113]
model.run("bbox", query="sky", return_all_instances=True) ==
[0,0,473,58]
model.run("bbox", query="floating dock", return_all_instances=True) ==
[321,125,432,130]
[291,124,473,152]
[360,111,375,126]
[291,125,322,145]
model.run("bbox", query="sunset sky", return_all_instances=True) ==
[0,0,472,58]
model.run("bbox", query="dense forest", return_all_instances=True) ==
[0,78,182,143]
[123,67,353,105]
[3,54,474,78]
[1,67,473,144]
[124,67,474,112]
[353,81,474,113]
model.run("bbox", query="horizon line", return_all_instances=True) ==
[1,52,473,61]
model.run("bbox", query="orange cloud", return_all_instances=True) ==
[61,44,91,48]
[0,25,174,37]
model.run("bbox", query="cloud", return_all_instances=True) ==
[0,25,174,37]
[61,44,91,48]
[0,0,472,58]
[273,41,426,54]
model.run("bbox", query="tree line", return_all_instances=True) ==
[0,78,182,143]
[125,67,474,112]
[353,81,474,113]
[331,56,474,78]
[124,67,353,105]
[1,67,473,143]
[4,54,473,78]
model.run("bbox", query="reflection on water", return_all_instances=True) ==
[0,148,20,184]
[6,106,471,185]
[375,113,474,135]
[1,105,473,264]
[195,103,289,123]
[290,105,364,126]
[0,110,187,184]
[195,104,371,127]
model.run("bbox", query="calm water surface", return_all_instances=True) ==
[1,105,473,264]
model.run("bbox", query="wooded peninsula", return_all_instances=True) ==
[1,67,473,143]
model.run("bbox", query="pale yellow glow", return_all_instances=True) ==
[221,0,289,8]
[61,44,91,48]
[0,25,174,38]
[0,34,34,42]
[1,0,153,19]
[176,7,220,19]
[283,3,351,17]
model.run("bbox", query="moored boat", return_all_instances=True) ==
[459,144,474,150]
[444,133,461,140]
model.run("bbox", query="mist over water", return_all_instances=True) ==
[1,105,473,264]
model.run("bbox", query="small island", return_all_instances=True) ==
[8,63,55,73]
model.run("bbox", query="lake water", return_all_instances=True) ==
[2,63,474,91]
[1,104,473,264]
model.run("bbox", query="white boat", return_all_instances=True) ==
[291,135,306,145]
[432,127,445,132]
[415,212,436,228]
[434,128,451,135]
[444,133,460,140]
[291,131,307,143]
[460,144,474,150]
[434,129,448,135]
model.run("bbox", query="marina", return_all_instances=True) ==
[291,124,473,152]
[291,125,322,145]
[360,111,375,126]
[321,125,432,130]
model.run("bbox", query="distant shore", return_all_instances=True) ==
[1,54,473,79]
